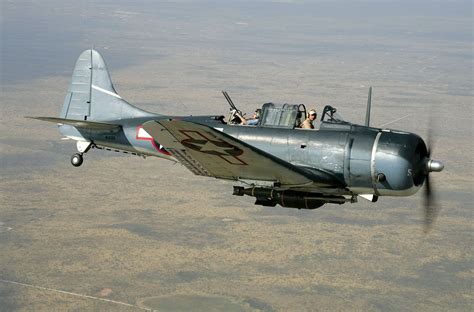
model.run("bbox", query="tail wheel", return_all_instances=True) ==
[71,153,83,167]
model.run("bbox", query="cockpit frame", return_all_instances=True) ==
[259,103,307,129]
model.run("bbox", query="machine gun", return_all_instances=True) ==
[222,91,244,124]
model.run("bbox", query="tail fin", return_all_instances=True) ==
[60,49,154,121]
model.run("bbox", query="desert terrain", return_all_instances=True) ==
[1,1,472,311]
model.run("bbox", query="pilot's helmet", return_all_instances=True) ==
[308,109,317,118]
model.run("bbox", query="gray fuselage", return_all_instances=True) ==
[60,113,427,198]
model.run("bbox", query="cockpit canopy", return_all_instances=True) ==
[259,103,347,128]
[260,103,307,129]
[226,101,347,128]
[320,105,346,123]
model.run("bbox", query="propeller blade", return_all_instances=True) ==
[426,114,434,157]
[423,174,440,233]
[422,111,442,233]
[423,175,432,232]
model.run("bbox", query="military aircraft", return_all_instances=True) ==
[30,49,444,231]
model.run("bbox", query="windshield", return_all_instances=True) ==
[321,105,346,123]
[260,103,303,128]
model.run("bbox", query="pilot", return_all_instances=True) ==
[235,109,261,126]
[301,109,317,129]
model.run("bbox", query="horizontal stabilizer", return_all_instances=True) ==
[26,117,121,131]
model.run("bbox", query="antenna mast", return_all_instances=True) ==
[365,86,372,126]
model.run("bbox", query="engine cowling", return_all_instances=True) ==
[347,128,429,196]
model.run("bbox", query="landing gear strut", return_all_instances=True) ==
[71,153,83,167]
[70,141,92,167]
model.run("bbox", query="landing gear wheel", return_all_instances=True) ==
[71,153,83,167]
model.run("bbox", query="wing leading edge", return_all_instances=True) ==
[143,119,342,188]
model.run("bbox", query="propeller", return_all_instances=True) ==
[422,124,444,233]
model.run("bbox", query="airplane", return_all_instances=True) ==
[30,49,444,231]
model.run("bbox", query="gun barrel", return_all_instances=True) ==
[222,91,236,110]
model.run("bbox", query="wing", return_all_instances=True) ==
[26,117,121,131]
[143,119,342,188]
